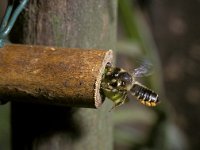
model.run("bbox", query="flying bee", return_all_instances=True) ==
[101,62,159,110]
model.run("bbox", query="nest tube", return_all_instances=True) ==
[0,44,113,108]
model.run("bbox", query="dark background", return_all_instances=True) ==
[115,0,200,149]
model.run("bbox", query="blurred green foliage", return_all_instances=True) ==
[114,0,168,150]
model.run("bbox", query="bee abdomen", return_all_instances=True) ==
[130,83,159,107]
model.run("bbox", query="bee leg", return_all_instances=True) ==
[124,97,130,103]
[109,93,127,112]
[109,104,119,112]
[121,92,129,104]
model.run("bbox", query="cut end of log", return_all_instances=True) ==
[94,50,113,108]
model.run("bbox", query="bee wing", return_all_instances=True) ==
[132,59,154,77]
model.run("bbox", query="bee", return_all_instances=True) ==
[101,62,159,110]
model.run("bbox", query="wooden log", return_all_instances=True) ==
[0,44,113,108]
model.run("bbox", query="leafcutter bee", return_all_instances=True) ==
[101,62,159,110]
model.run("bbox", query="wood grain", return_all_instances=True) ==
[0,44,113,108]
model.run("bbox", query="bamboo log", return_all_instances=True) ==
[0,44,113,108]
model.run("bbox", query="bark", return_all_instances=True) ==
[0,0,8,24]
[0,44,112,108]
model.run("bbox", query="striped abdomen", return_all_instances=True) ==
[130,82,159,106]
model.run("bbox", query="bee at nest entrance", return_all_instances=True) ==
[101,62,159,111]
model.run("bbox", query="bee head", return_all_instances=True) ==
[117,72,132,89]
[109,70,133,90]
[103,66,133,91]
